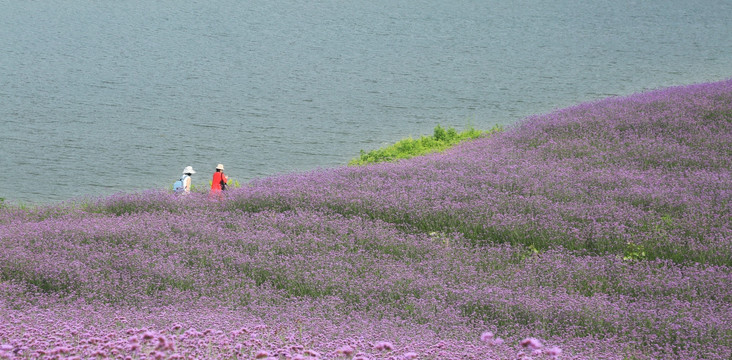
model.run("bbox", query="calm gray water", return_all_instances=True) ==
[1,0,731,204]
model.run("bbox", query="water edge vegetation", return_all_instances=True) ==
[349,124,503,165]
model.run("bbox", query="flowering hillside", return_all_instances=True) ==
[1,80,730,359]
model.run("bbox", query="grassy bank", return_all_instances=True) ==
[349,124,503,165]
[0,80,730,360]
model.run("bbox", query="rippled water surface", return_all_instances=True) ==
[1,0,730,204]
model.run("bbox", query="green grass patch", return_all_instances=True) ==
[349,124,502,165]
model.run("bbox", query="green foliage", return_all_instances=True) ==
[623,241,648,261]
[349,124,502,165]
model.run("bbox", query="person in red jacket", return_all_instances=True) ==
[210,164,228,196]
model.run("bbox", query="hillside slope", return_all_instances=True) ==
[1,80,730,359]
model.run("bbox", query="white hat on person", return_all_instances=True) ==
[216,164,225,170]
[183,166,196,174]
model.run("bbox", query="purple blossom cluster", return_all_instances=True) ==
[1,80,730,359]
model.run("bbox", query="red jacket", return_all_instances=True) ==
[211,172,228,191]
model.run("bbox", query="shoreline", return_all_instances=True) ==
[5,78,730,208]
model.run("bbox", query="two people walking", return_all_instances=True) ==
[174,164,228,196]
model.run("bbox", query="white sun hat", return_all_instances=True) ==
[216,164,224,170]
[183,166,196,174]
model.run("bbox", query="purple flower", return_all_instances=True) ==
[336,345,354,356]
[520,338,543,350]
[304,349,321,358]
[546,346,563,357]
[480,331,494,342]
[403,352,418,359]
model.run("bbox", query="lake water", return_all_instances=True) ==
[1,0,730,204]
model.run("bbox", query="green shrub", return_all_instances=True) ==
[349,124,502,165]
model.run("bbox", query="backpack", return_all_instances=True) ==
[173,175,189,193]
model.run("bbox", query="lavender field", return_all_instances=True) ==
[1,80,730,359]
